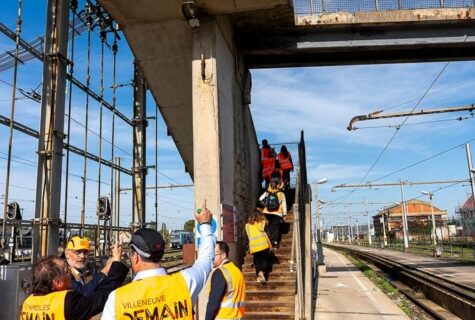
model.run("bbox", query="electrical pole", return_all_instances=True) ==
[429,194,437,246]
[381,211,387,247]
[314,180,325,265]
[399,179,409,251]
[348,204,352,243]
[356,219,360,240]
[465,144,475,200]
[365,201,372,245]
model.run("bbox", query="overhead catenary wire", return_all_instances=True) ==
[65,113,132,157]
[369,137,475,184]
[0,154,111,187]
[145,193,194,205]
[333,48,463,204]
[0,1,144,234]
[378,80,475,113]
[157,171,194,192]
[144,193,193,212]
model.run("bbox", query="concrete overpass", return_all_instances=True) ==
[98,0,475,226]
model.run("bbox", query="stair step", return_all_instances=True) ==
[246,301,295,312]
[246,280,295,291]
[247,290,295,301]
[245,311,295,319]
[242,208,296,319]
[244,271,296,280]
[242,264,291,272]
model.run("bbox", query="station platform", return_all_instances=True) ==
[327,243,475,289]
[315,248,409,320]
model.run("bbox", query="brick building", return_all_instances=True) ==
[456,195,475,237]
[373,199,448,241]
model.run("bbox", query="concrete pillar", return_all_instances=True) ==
[192,16,259,237]
[192,17,260,319]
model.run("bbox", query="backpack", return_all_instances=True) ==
[265,191,280,211]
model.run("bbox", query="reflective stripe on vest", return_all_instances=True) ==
[21,290,68,320]
[278,153,292,170]
[216,262,245,319]
[261,157,275,179]
[245,223,271,253]
[115,273,192,320]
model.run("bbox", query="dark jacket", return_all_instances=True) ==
[70,269,107,296]
[64,261,128,320]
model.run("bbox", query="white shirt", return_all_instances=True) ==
[101,224,215,319]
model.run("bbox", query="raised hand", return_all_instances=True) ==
[195,199,212,224]
[110,241,122,262]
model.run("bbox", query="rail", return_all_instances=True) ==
[326,243,475,319]
[357,239,475,261]
[292,131,313,319]
[293,0,475,15]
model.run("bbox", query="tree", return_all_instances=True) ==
[183,219,195,232]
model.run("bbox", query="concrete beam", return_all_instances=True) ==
[100,0,291,24]
[239,22,475,68]
[297,8,475,26]
[97,0,293,177]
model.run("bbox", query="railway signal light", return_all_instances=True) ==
[97,196,111,220]
[6,202,21,220]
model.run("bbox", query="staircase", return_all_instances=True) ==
[243,210,296,319]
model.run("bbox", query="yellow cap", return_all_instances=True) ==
[66,236,90,251]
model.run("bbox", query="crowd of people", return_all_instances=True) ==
[19,140,293,319]
[242,139,293,284]
[21,200,219,320]
[260,139,293,189]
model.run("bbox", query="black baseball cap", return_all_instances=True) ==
[130,228,165,259]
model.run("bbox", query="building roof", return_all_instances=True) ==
[461,195,474,210]
[373,199,447,218]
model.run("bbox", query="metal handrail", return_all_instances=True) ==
[291,131,312,319]
[292,169,304,318]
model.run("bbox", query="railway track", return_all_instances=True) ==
[325,244,475,320]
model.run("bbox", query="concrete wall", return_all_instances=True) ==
[192,16,260,262]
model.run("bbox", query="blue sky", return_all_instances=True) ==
[1,1,475,232]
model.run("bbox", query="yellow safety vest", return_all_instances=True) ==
[245,222,271,253]
[21,291,68,320]
[115,272,192,320]
[215,262,246,320]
